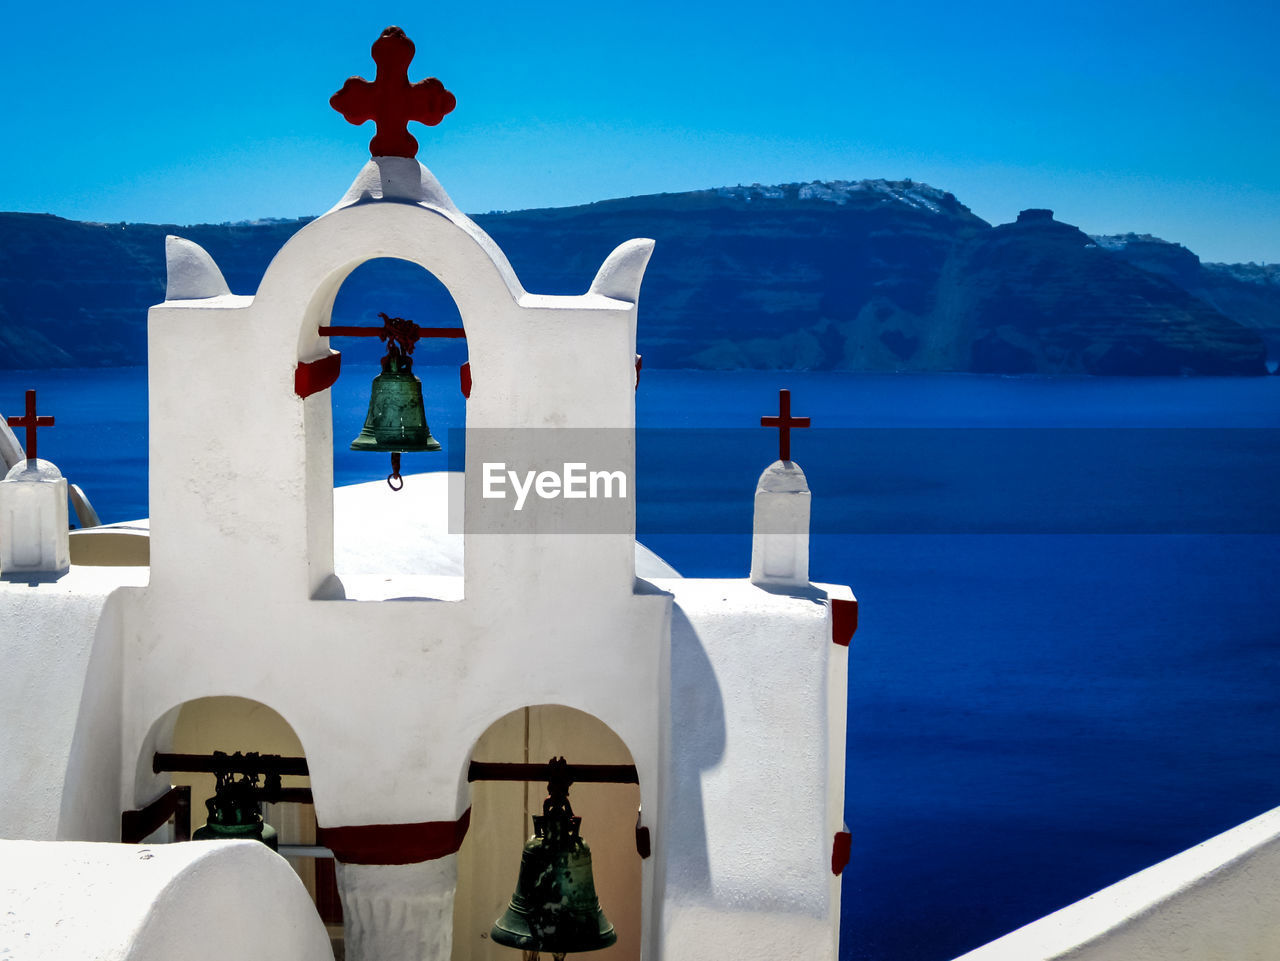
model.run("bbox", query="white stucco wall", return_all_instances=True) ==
[953,803,1280,961]
[0,839,331,961]
[0,569,144,841]
[655,578,850,961]
[0,471,676,846]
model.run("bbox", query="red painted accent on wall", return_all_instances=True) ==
[832,830,852,875]
[330,26,456,158]
[295,352,342,399]
[636,815,651,858]
[459,362,472,398]
[317,807,471,865]
[635,354,642,390]
[831,597,858,646]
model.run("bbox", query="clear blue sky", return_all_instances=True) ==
[3,0,1277,263]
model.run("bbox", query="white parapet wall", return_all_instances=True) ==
[953,804,1280,961]
[655,577,850,961]
[0,839,332,961]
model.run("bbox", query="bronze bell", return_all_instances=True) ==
[491,760,617,955]
[192,759,278,851]
[350,352,441,454]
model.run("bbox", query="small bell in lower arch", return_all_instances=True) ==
[491,758,617,957]
[191,754,278,850]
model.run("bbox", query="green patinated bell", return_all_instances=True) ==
[491,806,617,954]
[350,354,441,453]
[192,772,278,851]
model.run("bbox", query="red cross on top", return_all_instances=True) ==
[760,388,810,462]
[6,389,54,464]
[330,26,456,159]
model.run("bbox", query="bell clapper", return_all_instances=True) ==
[388,452,403,491]
[519,946,565,961]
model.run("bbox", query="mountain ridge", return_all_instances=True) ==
[0,180,1272,374]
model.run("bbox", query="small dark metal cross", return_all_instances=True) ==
[6,389,54,463]
[330,26,456,158]
[760,388,810,462]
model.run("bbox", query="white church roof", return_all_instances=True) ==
[332,471,681,586]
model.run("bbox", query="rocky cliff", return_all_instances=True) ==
[0,182,1271,374]
[0,214,304,369]
[1093,232,1280,365]
[937,210,1265,375]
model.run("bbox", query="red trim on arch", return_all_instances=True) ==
[459,361,472,398]
[317,807,471,865]
[295,352,342,398]
[831,597,858,647]
[635,354,642,390]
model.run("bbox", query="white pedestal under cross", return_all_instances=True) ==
[0,390,68,576]
[751,389,812,588]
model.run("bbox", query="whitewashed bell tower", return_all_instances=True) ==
[129,25,669,961]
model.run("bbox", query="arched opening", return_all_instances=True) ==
[454,705,643,961]
[132,697,340,955]
[327,258,468,580]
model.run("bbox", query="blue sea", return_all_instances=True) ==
[4,365,1279,961]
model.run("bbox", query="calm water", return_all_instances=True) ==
[3,366,1279,961]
